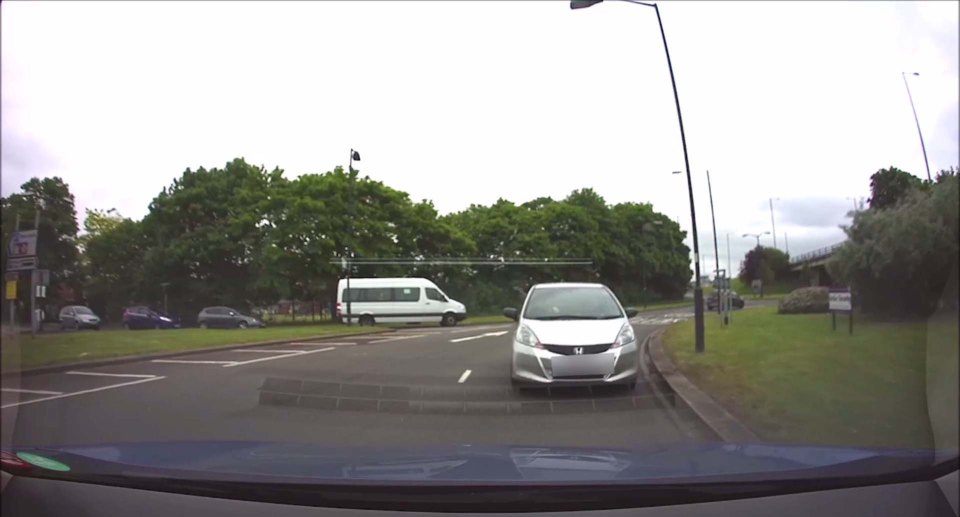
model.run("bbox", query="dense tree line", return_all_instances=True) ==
[2,158,692,323]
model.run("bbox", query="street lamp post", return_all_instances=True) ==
[769,198,780,249]
[742,232,770,298]
[346,148,361,326]
[571,0,704,352]
[706,170,720,313]
[160,282,170,315]
[900,72,932,182]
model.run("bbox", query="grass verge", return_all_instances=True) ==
[1,326,382,372]
[662,306,935,449]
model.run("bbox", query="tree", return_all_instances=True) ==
[832,168,958,315]
[738,246,790,286]
[140,158,287,318]
[867,166,925,211]
[1,177,81,310]
[81,210,149,322]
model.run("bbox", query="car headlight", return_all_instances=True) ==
[613,323,635,348]
[159,317,172,322]
[515,324,543,349]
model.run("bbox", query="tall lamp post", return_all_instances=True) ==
[768,197,780,249]
[706,170,720,312]
[742,232,769,298]
[345,148,361,326]
[572,0,705,352]
[900,72,932,182]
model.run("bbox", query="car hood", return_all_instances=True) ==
[3,441,943,484]
[522,319,626,346]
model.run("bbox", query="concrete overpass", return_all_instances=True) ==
[789,242,845,286]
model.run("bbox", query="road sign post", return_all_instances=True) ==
[829,287,853,335]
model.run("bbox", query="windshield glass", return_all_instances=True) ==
[0,0,957,510]
[524,287,624,320]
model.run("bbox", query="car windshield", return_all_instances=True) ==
[0,1,956,511]
[524,287,624,320]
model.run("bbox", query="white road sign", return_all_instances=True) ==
[6,256,39,272]
[829,289,852,312]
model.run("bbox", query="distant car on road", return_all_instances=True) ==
[197,307,265,329]
[58,305,101,330]
[503,283,640,387]
[122,306,181,330]
[706,290,745,311]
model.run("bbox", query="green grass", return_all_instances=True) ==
[662,306,937,449]
[1,326,383,372]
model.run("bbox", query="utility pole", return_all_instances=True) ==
[784,233,789,255]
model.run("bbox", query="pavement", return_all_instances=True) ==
[0,306,741,451]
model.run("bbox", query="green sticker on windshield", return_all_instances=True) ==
[16,452,71,472]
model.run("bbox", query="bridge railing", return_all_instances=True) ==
[790,242,845,265]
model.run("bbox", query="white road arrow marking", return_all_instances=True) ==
[450,331,509,343]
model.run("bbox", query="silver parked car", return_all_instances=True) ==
[59,305,101,330]
[503,283,640,387]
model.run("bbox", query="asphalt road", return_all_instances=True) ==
[1,307,726,451]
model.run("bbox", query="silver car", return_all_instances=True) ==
[503,283,640,386]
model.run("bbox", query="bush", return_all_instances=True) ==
[778,287,829,314]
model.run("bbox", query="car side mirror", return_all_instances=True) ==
[624,308,639,318]
[503,307,519,321]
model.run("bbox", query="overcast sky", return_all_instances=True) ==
[2,1,957,275]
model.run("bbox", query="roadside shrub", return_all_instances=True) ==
[778,287,829,314]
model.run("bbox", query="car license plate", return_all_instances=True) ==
[551,354,615,377]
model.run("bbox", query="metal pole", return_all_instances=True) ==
[757,237,764,299]
[346,150,354,326]
[769,198,777,249]
[9,214,21,330]
[901,72,932,182]
[30,208,39,336]
[707,170,720,314]
[726,233,731,281]
[784,232,789,255]
[652,4,704,353]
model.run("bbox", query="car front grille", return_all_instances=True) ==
[542,344,611,355]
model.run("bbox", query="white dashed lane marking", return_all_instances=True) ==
[152,359,238,365]
[66,371,157,378]
[231,349,310,354]
[368,334,426,344]
[458,370,472,383]
[450,331,509,343]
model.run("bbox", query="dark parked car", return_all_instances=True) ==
[122,306,181,330]
[707,290,745,311]
[197,306,266,329]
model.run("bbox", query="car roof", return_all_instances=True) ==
[531,283,607,289]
